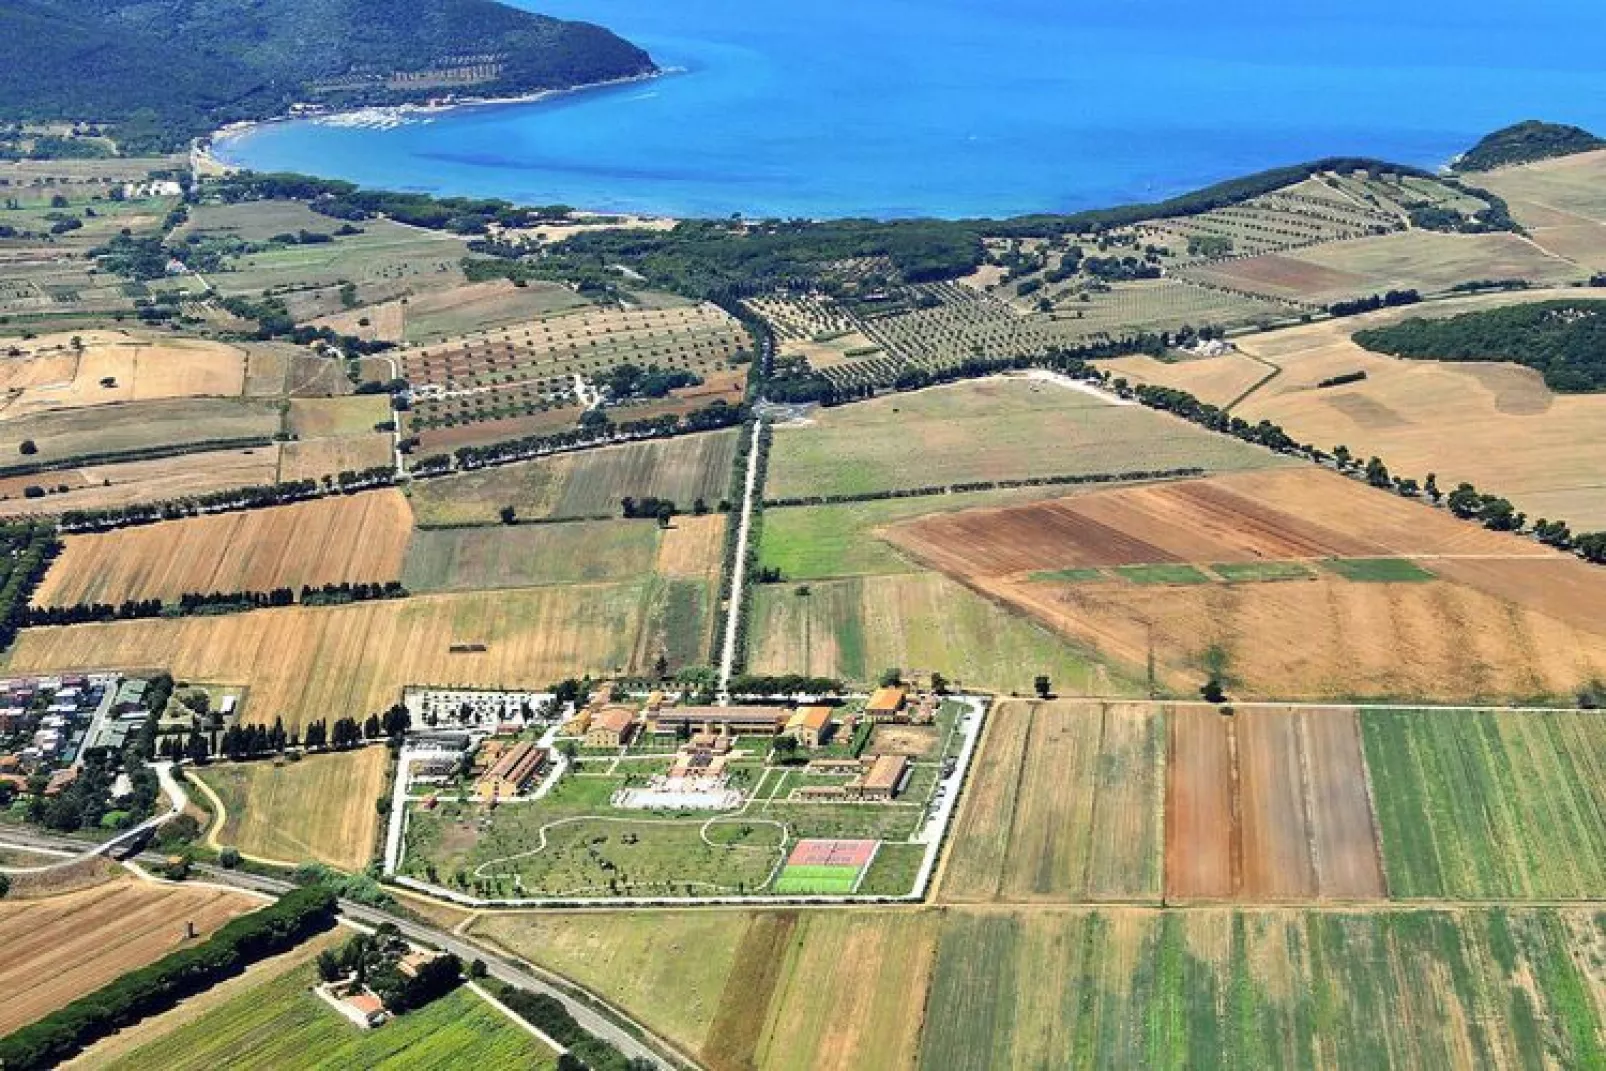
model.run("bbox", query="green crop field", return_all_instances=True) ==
[1323,557,1436,582]
[919,908,1606,1070]
[765,377,1285,501]
[1209,561,1314,582]
[1029,567,1108,583]
[748,571,1143,695]
[1363,709,1606,898]
[1114,563,1212,585]
[105,965,554,1070]
[403,519,662,591]
[207,219,469,297]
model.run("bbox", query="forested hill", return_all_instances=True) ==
[1453,120,1606,172]
[1353,300,1606,392]
[0,0,655,150]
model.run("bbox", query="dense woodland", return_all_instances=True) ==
[0,0,654,150]
[1354,300,1606,392]
[1454,120,1606,172]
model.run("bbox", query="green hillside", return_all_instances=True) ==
[0,0,655,150]
[1453,120,1606,172]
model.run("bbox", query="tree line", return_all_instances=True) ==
[23,582,407,627]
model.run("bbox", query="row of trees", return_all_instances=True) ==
[450,399,747,469]
[59,467,397,533]
[24,582,407,627]
[763,466,1206,509]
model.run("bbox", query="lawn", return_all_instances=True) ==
[105,966,554,1070]
[1323,557,1435,582]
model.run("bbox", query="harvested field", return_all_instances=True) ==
[407,430,740,526]
[751,912,937,1071]
[285,395,392,439]
[10,581,669,733]
[747,571,1140,695]
[1363,709,1606,899]
[766,377,1283,500]
[470,910,749,1058]
[941,700,1162,902]
[0,445,281,518]
[34,490,411,606]
[403,519,660,591]
[1095,350,1273,407]
[1234,304,1606,528]
[399,278,594,343]
[655,513,727,581]
[1478,149,1606,269]
[277,435,393,482]
[0,879,256,1035]
[195,746,390,870]
[1183,230,1579,304]
[987,570,1606,702]
[883,467,1546,579]
[0,331,246,418]
[1165,706,1384,901]
[0,397,280,468]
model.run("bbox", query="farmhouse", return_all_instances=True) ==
[847,754,910,800]
[865,686,908,721]
[648,706,790,737]
[475,740,548,801]
[785,706,835,748]
[585,707,638,749]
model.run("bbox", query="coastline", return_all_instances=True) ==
[197,68,672,177]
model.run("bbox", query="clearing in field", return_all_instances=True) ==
[194,746,390,870]
[940,700,1162,903]
[100,957,554,1071]
[764,376,1285,500]
[746,570,1140,695]
[0,331,246,418]
[33,490,412,607]
[1362,708,1606,899]
[1232,301,1606,528]
[406,429,740,526]
[10,581,677,733]
[1165,706,1384,901]
[0,879,256,1036]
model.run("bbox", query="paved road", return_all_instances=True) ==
[716,417,765,700]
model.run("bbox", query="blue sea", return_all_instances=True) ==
[216,0,1606,220]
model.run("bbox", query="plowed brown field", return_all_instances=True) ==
[883,467,1549,578]
[33,490,412,606]
[1165,706,1383,902]
[0,880,256,1035]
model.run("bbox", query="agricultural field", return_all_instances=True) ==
[398,278,595,343]
[200,217,469,299]
[1166,706,1384,901]
[194,746,390,870]
[9,581,678,733]
[880,467,1606,701]
[277,435,394,482]
[1231,297,1606,528]
[33,490,411,606]
[918,907,1606,1070]
[403,518,662,591]
[406,429,740,525]
[0,880,256,1036]
[1477,148,1606,269]
[1181,230,1579,305]
[764,376,1283,500]
[941,701,1163,902]
[748,571,1140,694]
[101,959,555,1071]
[1095,349,1275,407]
[0,331,248,417]
[0,444,283,518]
[1362,709,1606,899]
[401,301,748,432]
[0,396,281,469]
[286,395,392,439]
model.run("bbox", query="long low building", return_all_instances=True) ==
[847,754,910,800]
[475,740,548,801]
[646,706,790,737]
